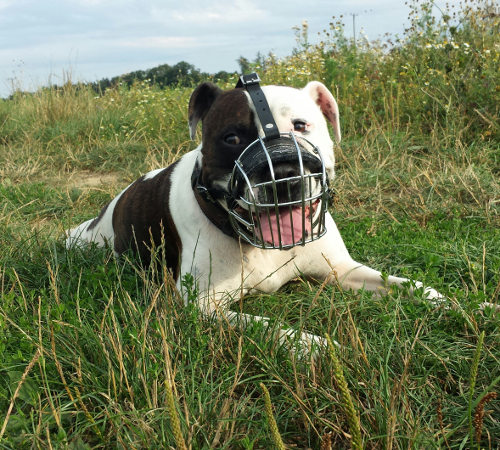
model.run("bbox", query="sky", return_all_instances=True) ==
[0,0,459,98]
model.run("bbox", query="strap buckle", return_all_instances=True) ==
[235,73,261,88]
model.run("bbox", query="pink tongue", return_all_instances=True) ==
[259,207,311,246]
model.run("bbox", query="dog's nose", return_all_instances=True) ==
[272,163,298,180]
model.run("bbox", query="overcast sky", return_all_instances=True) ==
[0,0,458,98]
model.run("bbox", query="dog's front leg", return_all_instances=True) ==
[224,310,326,356]
[196,290,326,358]
[325,258,444,302]
[308,215,445,304]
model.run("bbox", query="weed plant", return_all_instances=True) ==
[0,0,498,448]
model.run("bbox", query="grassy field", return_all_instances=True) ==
[0,1,499,448]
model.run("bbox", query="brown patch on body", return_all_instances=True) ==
[112,162,181,278]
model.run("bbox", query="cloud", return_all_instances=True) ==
[161,0,267,24]
[118,36,198,49]
[0,0,13,10]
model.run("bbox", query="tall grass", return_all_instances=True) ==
[0,0,499,447]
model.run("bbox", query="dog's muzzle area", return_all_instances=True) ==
[226,133,329,249]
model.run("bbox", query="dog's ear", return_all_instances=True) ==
[188,82,222,140]
[304,81,341,143]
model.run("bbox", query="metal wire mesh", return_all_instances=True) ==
[227,133,329,249]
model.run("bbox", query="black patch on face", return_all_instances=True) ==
[199,89,258,191]
[112,163,181,278]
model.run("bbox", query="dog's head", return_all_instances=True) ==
[188,79,341,249]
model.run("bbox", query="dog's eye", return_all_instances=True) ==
[224,133,241,145]
[293,120,307,133]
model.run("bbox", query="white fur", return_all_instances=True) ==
[261,85,336,180]
[142,167,166,181]
[66,184,129,250]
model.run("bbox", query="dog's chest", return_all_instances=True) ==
[238,247,300,293]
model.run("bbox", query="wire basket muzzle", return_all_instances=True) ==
[227,133,330,249]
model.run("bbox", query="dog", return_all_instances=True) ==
[66,74,444,353]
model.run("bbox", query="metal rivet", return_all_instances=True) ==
[265,123,274,129]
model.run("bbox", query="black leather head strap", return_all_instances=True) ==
[236,73,280,140]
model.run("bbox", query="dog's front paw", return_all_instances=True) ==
[424,287,447,307]
[416,286,499,313]
[278,328,327,358]
[295,331,337,359]
[300,331,327,348]
[413,281,447,308]
[479,302,500,313]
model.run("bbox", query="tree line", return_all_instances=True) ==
[89,61,234,93]
[5,58,251,99]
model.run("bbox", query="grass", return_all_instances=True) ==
[1,0,499,448]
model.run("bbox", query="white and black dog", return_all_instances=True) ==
[67,74,444,351]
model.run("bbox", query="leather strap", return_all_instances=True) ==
[236,73,280,140]
[191,160,236,238]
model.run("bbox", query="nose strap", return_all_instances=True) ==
[234,137,323,181]
[236,73,281,140]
